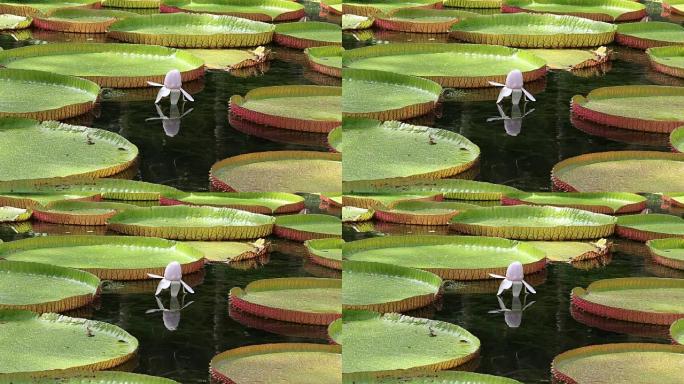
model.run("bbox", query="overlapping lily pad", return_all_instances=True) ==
[273,213,341,241]
[374,9,476,33]
[450,13,616,48]
[184,239,268,262]
[0,372,180,383]
[230,277,341,325]
[502,192,647,214]
[444,0,501,8]
[616,21,684,49]
[0,0,98,17]
[0,14,30,30]
[528,239,610,262]
[32,200,132,225]
[552,151,684,192]
[305,46,342,78]
[330,310,480,376]
[502,0,646,22]
[0,206,31,222]
[342,0,442,16]
[552,343,684,384]
[647,46,684,80]
[672,126,684,152]
[187,47,269,71]
[274,21,341,49]
[572,277,684,324]
[343,260,442,312]
[0,309,138,373]
[647,238,684,270]
[210,151,341,193]
[344,43,546,88]
[0,43,204,88]
[33,8,134,33]
[672,319,684,344]
[345,235,546,279]
[374,201,478,225]
[616,213,684,241]
[342,372,523,384]
[346,179,520,201]
[108,13,275,48]
[161,0,305,22]
[342,14,373,30]
[161,191,304,214]
[342,206,374,223]
[0,235,205,280]
[529,47,610,70]
[210,343,341,384]
[343,69,442,120]
[450,205,617,240]
[305,238,342,270]
[230,85,341,133]
[342,192,442,209]
[108,205,275,240]
[0,118,137,182]
[0,192,100,209]
[102,0,160,8]
[0,178,180,201]
[321,0,342,14]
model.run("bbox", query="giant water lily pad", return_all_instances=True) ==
[0,309,138,373]
[345,235,546,279]
[304,238,342,270]
[450,13,616,48]
[444,0,501,8]
[331,310,480,376]
[274,213,341,241]
[0,206,31,222]
[184,240,268,262]
[572,85,684,132]
[528,48,610,70]
[450,205,616,240]
[342,206,374,223]
[0,260,100,313]
[274,21,341,49]
[502,192,647,214]
[647,46,684,80]
[33,200,133,225]
[342,372,523,384]
[374,201,478,225]
[187,48,269,71]
[161,191,304,214]
[375,9,477,33]
[647,238,684,270]
[102,0,160,8]
[342,0,442,17]
[210,151,341,193]
[502,0,646,22]
[342,192,442,209]
[0,372,180,383]
[107,205,275,240]
[344,43,546,88]
[230,277,341,325]
[161,0,305,22]
[305,46,342,78]
[0,69,99,121]
[552,151,684,192]
[672,319,684,344]
[33,8,134,33]
[0,118,137,182]
[528,239,610,262]
[572,277,684,324]
[616,21,684,49]
[0,43,204,88]
[210,343,341,384]
[0,14,31,30]
[343,69,442,121]
[0,192,99,209]
[343,260,442,312]
[342,14,373,31]
[341,118,480,186]
[0,178,181,201]
[616,213,684,241]
[552,343,684,384]
[108,13,275,48]
[230,85,341,133]
[346,179,520,200]
[0,0,97,17]
[0,235,204,280]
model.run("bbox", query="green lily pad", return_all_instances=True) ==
[305,46,342,78]
[0,260,100,313]
[450,205,617,240]
[527,239,610,262]
[375,9,477,33]
[342,14,374,30]
[184,240,267,262]
[0,118,136,182]
[617,213,684,241]
[344,43,546,88]
[274,213,341,241]
[161,0,305,22]
[647,46,684,80]
[0,178,180,201]
[374,201,478,225]
[0,235,205,280]
[342,0,442,16]
[647,238,684,271]
[672,318,684,344]
[0,309,138,373]
[161,191,304,214]
[102,0,160,8]
[330,310,480,376]
[345,179,520,201]
[552,151,684,192]
[342,372,523,384]
[187,47,268,71]
[0,192,99,209]
[346,235,546,279]
[343,260,442,312]
[304,238,342,270]
[33,8,134,33]
[502,0,646,22]
[0,206,31,222]
[342,192,441,209]
[0,14,31,30]
[108,205,275,240]
[672,126,684,152]
[343,69,442,121]
[444,0,501,8]
[0,372,180,383]
[0,43,204,88]
[450,13,616,48]
[274,21,341,49]
[321,0,342,13]
[502,192,647,214]
[342,206,374,223]
[528,48,609,70]
[33,200,133,225]
[616,21,684,49]
[0,0,97,17]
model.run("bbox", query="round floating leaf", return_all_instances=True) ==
[671,126,684,152]
[0,69,99,121]
[305,46,342,78]
[672,319,684,344]
[0,260,100,313]
[502,192,647,214]
[274,21,341,49]
[305,238,342,270]
[210,150,341,193]
[0,371,179,383]
[616,21,684,49]
[647,46,684,80]
[341,118,480,186]
[0,118,137,182]
[0,43,204,88]
[107,205,275,240]
[572,277,684,324]
[502,0,646,22]
[529,48,610,70]
[331,310,480,376]
[616,213,684,241]
[0,14,31,30]
[375,9,477,33]
[161,191,304,214]
[0,309,138,373]
[450,13,616,48]
[572,85,684,132]
[342,14,374,30]
[108,13,275,48]
[102,0,160,8]
[342,372,523,384]
[0,192,99,209]
[342,206,374,223]
[527,239,610,262]
[0,0,98,17]
[346,235,546,279]
[230,277,341,325]
[647,238,684,271]
[187,48,269,71]
[342,192,442,209]
[552,343,684,383]
[0,235,205,280]
[343,0,442,17]
[161,0,305,22]
[0,206,31,222]
[33,8,134,33]
[343,69,442,121]
[450,205,617,240]
[230,85,341,133]
[184,240,268,262]
[33,200,133,225]
[374,201,478,225]
[346,179,520,201]
[444,0,501,8]
[274,213,341,241]
[343,260,442,312]
[344,43,545,88]
[0,178,181,201]
[552,151,684,192]
[210,343,341,384]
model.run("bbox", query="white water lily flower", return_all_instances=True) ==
[489,261,536,297]
[148,261,195,296]
[489,69,536,105]
[147,69,194,105]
